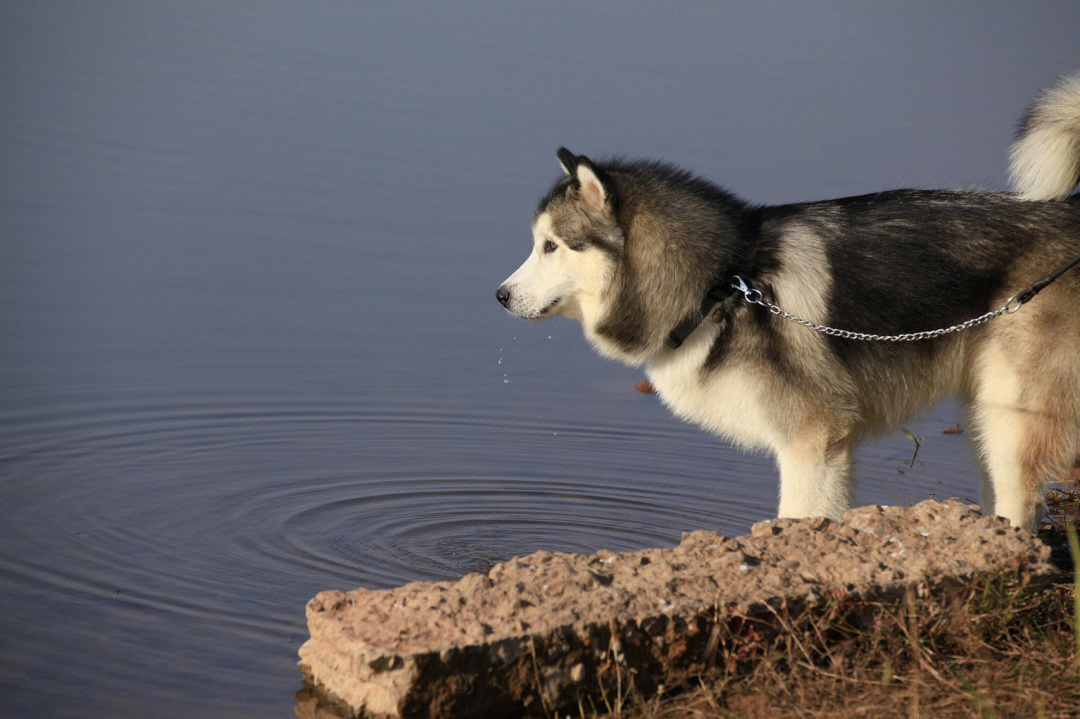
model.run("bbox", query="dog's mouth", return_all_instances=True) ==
[535,296,561,318]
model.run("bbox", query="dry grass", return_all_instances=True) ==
[628,586,1079,719]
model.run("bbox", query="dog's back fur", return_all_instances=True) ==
[498,74,1080,529]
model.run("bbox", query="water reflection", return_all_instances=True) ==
[294,686,353,719]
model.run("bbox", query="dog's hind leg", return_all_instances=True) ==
[775,432,854,521]
[963,405,997,514]
[971,339,1080,530]
[974,455,997,517]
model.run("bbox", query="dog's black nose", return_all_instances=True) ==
[496,286,510,307]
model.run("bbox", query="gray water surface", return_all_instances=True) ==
[2,3,1078,717]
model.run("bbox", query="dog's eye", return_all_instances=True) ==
[543,239,558,254]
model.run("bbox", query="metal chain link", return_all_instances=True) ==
[729,276,1024,342]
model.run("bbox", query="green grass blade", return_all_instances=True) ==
[1065,521,1080,678]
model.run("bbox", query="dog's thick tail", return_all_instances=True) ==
[1008,73,1080,201]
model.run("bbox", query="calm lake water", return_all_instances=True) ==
[2,3,1077,717]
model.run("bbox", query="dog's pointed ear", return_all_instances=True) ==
[557,147,578,176]
[573,156,616,215]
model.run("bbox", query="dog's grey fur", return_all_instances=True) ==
[498,74,1080,529]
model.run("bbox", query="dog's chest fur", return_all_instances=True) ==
[644,321,777,451]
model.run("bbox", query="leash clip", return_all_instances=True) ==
[731,275,762,304]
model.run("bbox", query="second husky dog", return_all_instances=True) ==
[497,74,1080,530]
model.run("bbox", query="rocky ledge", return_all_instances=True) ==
[297,500,1055,718]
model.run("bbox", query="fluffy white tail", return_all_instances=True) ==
[1008,73,1080,201]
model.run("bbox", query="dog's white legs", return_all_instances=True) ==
[970,401,1078,531]
[965,407,997,515]
[974,459,997,518]
[775,435,854,520]
[971,341,1080,531]
[973,405,1038,529]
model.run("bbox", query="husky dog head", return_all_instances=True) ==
[498,148,748,365]
[496,148,622,326]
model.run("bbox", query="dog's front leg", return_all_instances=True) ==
[774,434,853,520]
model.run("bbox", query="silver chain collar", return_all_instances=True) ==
[729,276,1025,342]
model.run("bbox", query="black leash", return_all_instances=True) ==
[664,279,740,349]
[1010,252,1080,308]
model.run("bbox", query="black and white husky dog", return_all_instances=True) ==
[497,74,1080,530]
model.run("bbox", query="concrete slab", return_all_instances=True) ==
[297,500,1054,718]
